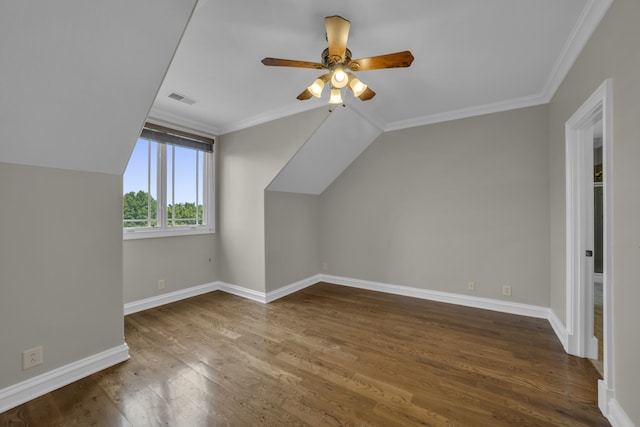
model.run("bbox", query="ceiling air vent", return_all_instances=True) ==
[168,92,197,105]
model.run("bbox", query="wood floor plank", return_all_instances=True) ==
[0,282,610,426]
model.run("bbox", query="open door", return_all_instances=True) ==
[592,131,604,375]
[565,79,613,416]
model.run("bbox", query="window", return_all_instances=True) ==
[123,122,215,239]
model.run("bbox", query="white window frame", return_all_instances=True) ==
[123,123,215,240]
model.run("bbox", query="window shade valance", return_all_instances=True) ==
[141,122,214,152]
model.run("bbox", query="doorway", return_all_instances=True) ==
[565,79,613,415]
[592,125,604,376]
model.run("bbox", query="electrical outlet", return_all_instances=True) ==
[22,346,43,370]
[321,262,328,272]
[467,281,475,291]
[158,279,165,290]
[502,285,512,297]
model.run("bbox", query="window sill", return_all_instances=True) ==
[123,227,215,240]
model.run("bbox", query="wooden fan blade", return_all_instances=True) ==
[261,58,325,69]
[357,87,376,101]
[297,88,313,100]
[348,51,414,71]
[325,16,350,61]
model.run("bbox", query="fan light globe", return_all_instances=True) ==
[308,78,325,98]
[329,88,343,104]
[349,77,367,97]
[331,67,348,89]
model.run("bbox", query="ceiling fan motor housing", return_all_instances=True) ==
[321,47,352,67]
[262,15,413,102]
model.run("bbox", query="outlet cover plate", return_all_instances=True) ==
[22,345,43,370]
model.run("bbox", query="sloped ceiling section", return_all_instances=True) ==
[0,0,198,174]
[267,106,381,195]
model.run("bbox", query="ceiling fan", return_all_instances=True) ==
[261,15,414,105]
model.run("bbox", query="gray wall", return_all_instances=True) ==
[123,234,217,303]
[216,108,328,292]
[0,0,197,395]
[265,191,321,292]
[320,105,550,306]
[548,0,640,422]
[0,163,124,388]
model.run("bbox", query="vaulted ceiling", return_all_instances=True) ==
[0,1,611,177]
[150,0,611,135]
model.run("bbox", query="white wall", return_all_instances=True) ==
[265,191,321,292]
[320,105,550,306]
[216,108,328,292]
[0,163,124,388]
[548,0,640,422]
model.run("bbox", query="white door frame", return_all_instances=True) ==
[565,78,613,415]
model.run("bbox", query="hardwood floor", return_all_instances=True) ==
[1,283,610,426]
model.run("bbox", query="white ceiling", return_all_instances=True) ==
[149,0,611,136]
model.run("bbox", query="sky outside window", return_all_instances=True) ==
[124,138,200,204]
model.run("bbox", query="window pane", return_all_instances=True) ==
[167,145,174,226]
[168,144,200,226]
[123,139,157,227]
[123,126,213,236]
[149,141,157,227]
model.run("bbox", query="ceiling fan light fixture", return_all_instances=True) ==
[329,88,343,104]
[261,15,414,104]
[331,67,348,89]
[349,77,368,97]
[308,78,325,98]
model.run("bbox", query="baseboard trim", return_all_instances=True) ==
[319,274,550,319]
[608,398,636,427]
[124,282,221,315]
[123,275,322,314]
[0,343,129,413]
[124,276,566,345]
[547,308,568,351]
[265,274,322,303]
[124,275,554,324]
[217,282,266,303]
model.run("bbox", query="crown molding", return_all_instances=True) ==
[383,0,612,132]
[383,93,548,132]
[540,0,613,102]
[148,107,221,136]
[150,0,613,136]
